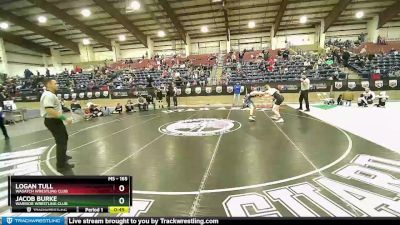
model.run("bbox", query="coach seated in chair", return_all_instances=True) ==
[138,95,148,111]
[363,88,375,105]
[125,99,135,112]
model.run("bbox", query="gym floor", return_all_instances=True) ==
[1,106,400,217]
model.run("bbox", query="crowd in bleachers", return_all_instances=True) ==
[1,42,400,101]
[349,48,400,79]
[222,48,347,85]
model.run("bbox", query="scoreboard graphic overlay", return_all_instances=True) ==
[8,176,132,213]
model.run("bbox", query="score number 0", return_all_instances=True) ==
[118,185,126,205]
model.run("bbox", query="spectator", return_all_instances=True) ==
[60,99,70,113]
[172,85,178,108]
[88,102,102,117]
[138,95,148,111]
[166,83,173,108]
[375,91,389,108]
[146,75,154,87]
[337,94,343,105]
[342,91,354,107]
[125,99,135,112]
[342,50,350,67]
[358,94,368,107]
[155,88,164,109]
[145,94,155,110]
[233,83,241,106]
[0,91,9,140]
[46,68,50,77]
[70,99,82,113]
[363,88,375,105]
[239,49,246,64]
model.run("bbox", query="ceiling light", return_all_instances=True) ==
[211,0,222,2]
[81,9,91,17]
[248,21,256,28]
[355,11,364,19]
[37,15,47,24]
[201,26,208,33]
[157,30,166,37]
[82,38,90,45]
[118,34,126,41]
[0,22,9,30]
[299,16,307,24]
[130,1,141,10]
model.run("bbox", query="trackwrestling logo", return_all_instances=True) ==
[159,118,241,136]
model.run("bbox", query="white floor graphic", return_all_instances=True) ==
[287,102,400,154]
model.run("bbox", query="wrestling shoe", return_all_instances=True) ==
[249,116,256,122]
[271,115,279,120]
[276,118,284,123]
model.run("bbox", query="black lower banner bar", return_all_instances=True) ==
[66,217,399,225]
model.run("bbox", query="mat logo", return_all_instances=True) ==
[227,86,233,93]
[185,88,191,95]
[78,93,84,99]
[195,87,202,94]
[223,154,400,217]
[64,94,69,99]
[103,91,109,97]
[159,118,241,136]
[348,82,356,89]
[176,88,181,95]
[216,86,223,94]
[375,80,383,89]
[334,82,342,89]
[206,87,212,94]
[95,92,100,98]
[361,81,369,89]
[87,92,93,98]
[56,94,62,99]
[389,80,397,88]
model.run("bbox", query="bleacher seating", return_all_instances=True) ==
[348,53,400,79]
[223,56,346,85]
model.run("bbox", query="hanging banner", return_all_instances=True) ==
[389,80,397,88]
[374,80,383,89]
[361,81,369,89]
[348,82,356,89]
[334,81,343,89]
[216,86,222,94]
[195,87,202,94]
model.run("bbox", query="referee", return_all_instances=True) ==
[40,79,74,171]
[298,74,310,111]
